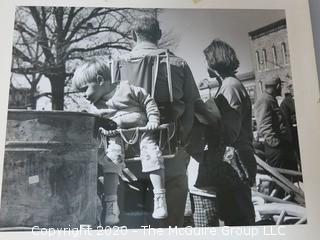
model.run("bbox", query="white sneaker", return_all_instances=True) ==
[152,190,168,219]
[104,195,120,225]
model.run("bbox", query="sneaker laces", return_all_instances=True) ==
[154,194,165,209]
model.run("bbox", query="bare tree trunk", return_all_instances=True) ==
[49,64,66,110]
[30,83,38,109]
[50,76,65,110]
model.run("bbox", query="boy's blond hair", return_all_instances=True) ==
[72,58,111,90]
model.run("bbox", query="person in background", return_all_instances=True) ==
[203,39,257,226]
[255,77,294,169]
[280,83,300,170]
[121,15,201,227]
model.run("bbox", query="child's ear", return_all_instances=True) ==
[96,75,105,85]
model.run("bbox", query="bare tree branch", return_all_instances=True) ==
[14,22,36,37]
[69,26,131,44]
[63,7,76,37]
[29,7,55,64]
[68,42,131,54]
[13,46,33,63]
[54,7,64,33]
[66,8,129,42]
[65,8,102,42]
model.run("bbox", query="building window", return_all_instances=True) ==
[272,45,278,67]
[281,42,287,64]
[262,49,267,69]
[255,51,260,71]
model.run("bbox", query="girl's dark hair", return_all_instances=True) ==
[203,39,240,77]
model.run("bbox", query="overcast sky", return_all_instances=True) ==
[158,9,285,83]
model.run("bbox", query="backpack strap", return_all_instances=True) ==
[112,49,174,103]
[165,50,173,102]
[151,54,160,99]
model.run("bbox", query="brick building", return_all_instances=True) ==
[249,18,292,99]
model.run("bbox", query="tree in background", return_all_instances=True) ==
[12,7,180,110]
[11,7,150,110]
[11,22,43,109]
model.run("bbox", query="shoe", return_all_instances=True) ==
[104,195,120,226]
[152,189,168,219]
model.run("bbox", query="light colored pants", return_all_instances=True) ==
[101,132,164,173]
[99,141,189,227]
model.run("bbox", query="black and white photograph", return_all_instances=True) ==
[0,0,317,235]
